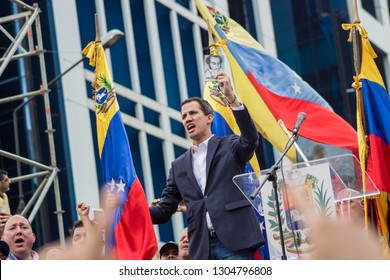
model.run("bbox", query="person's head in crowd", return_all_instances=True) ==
[0,169,11,215]
[0,169,13,237]
[70,219,87,247]
[0,169,11,196]
[336,198,364,223]
[178,228,189,260]
[159,241,180,260]
[0,240,10,260]
[1,214,39,260]
[335,189,364,226]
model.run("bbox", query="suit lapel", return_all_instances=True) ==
[206,136,219,181]
[183,150,203,195]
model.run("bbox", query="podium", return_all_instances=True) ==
[232,154,379,260]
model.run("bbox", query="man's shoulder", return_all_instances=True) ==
[172,149,190,164]
[7,252,18,260]
[219,134,238,142]
[0,192,8,202]
[7,251,40,260]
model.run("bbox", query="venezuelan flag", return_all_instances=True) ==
[342,23,390,253]
[195,0,358,160]
[82,41,157,259]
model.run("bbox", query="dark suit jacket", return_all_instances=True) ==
[150,106,264,259]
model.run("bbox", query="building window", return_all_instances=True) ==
[362,0,381,21]
[372,45,389,90]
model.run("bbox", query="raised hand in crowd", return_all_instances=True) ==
[76,202,90,220]
[105,192,121,210]
[40,202,105,260]
[310,217,384,260]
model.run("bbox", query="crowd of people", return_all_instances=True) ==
[0,73,387,260]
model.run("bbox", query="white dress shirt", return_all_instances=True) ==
[192,135,214,230]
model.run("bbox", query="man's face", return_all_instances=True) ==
[181,101,213,145]
[71,226,87,247]
[179,229,189,258]
[0,175,11,194]
[336,199,364,221]
[160,246,180,260]
[2,215,35,259]
[209,56,221,71]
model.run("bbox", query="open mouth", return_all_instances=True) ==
[187,124,195,133]
[15,238,24,246]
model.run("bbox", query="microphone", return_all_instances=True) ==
[292,112,306,134]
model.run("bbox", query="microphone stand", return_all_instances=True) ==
[250,131,299,260]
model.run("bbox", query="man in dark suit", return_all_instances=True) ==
[150,73,264,259]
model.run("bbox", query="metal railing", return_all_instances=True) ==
[0,0,65,246]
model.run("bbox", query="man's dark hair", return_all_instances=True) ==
[206,55,222,66]
[181,97,213,116]
[69,219,84,238]
[0,169,8,181]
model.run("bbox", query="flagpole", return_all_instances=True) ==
[352,0,361,76]
[208,20,218,56]
[351,0,368,133]
[95,13,101,42]
[350,0,375,232]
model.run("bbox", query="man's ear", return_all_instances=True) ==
[207,114,214,125]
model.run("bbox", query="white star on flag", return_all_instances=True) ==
[248,172,255,183]
[108,178,116,192]
[260,221,266,232]
[291,82,301,94]
[116,179,126,192]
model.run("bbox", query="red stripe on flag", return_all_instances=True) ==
[366,134,390,193]
[247,72,358,152]
[113,177,157,260]
[253,250,264,260]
